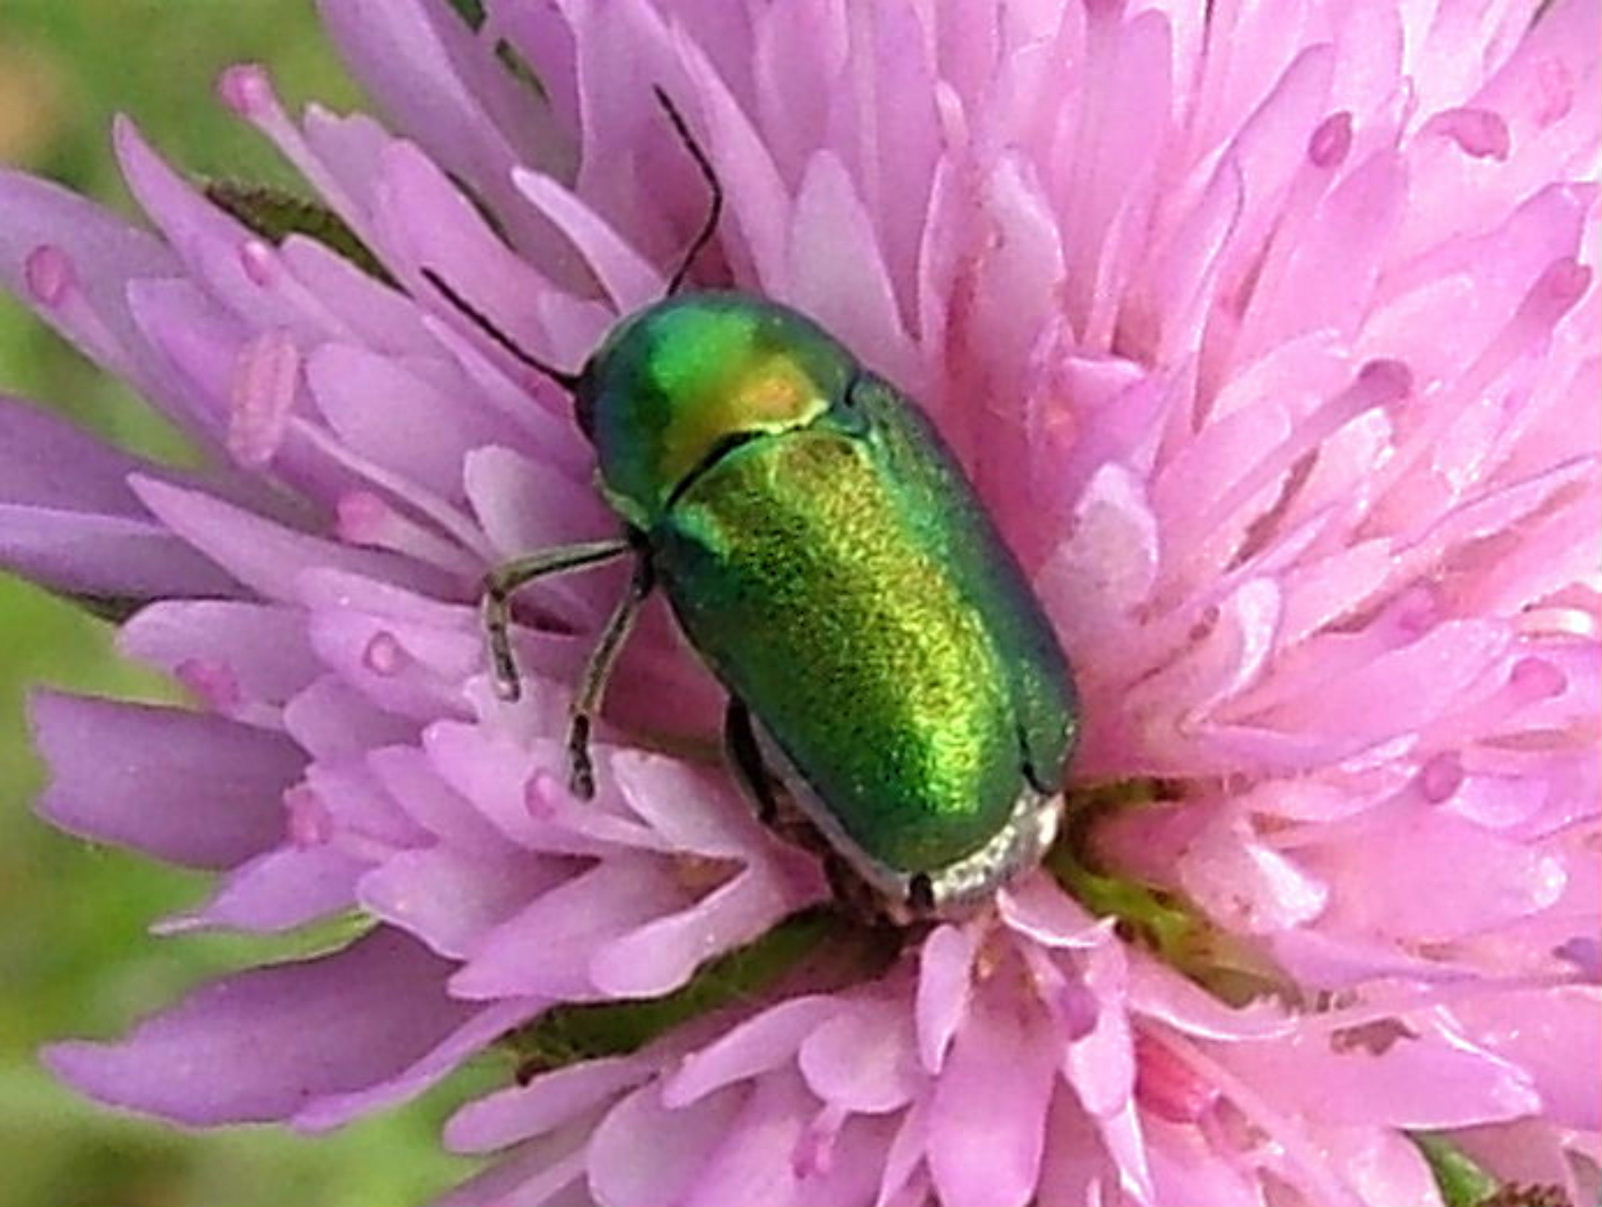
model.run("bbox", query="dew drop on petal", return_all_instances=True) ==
[23,244,74,307]
[1132,1031,1219,1123]
[1555,936,1601,980]
[240,239,277,287]
[175,657,241,713]
[1396,585,1442,638]
[791,1103,846,1179]
[1418,751,1464,804]
[284,783,332,847]
[1522,258,1591,331]
[1354,358,1413,410]
[1509,656,1566,702]
[1423,107,1511,161]
[524,772,560,821]
[363,631,409,676]
[1307,112,1352,169]
[336,491,392,546]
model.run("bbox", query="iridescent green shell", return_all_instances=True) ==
[577,293,1077,890]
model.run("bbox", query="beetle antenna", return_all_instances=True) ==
[653,86,723,297]
[422,267,582,391]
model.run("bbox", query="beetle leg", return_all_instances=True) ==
[482,538,634,703]
[721,702,884,920]
[722,699,781,827]
[566,555,656,799]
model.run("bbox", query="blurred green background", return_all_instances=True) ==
[0,4,492,1204]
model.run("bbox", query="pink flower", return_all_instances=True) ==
[3,1,1598,1204]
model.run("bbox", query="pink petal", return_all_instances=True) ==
[1451,986,1602,1130]
[282,674,420,761]
[0,503,240,603]
[1304,799,1567,942]
[437,1132,592,1207]
[685,1068,887,1207]
[278,235,434,352]
[1176,810,1330,935]
[158,845,365,934]
[927,990,1059,1207]
[1141,1114,1265,1205]
[32,690,298,868]
[370,744,519,854]
[118,600,321,707]
[358,845,561,959]
[664,996,839,1108]
[114,118,315,338]
[678,1068,814,1206]
[608,749,771,860]
[589,867,797,997]
[305,340,515,499]
[373,140,585,373]
[1063,941,1137,1119]
[512,168,663,312]
[447,1058,650,1153]
[998,875,1107,948]
[915,923,977,1073]
[1298,1123,1446,1207]
[292,996,539,1132]
[798,996,920,1114]
[318,0,539,253]
[0,168,179,390]
[305,607,479,722]
[462,444,613,557]
[587,1082,742,1207]
[1222,1018,1541,1129]
[130,476,445,603]
[0,394,155,513]
[786,150,917,388]
[1125,953,1292,1040]
[677,37,792,288]
[449,856,686,1000]
[47,930,485,1127]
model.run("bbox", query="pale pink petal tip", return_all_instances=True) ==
[217,62,275,118]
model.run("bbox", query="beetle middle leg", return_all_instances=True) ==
[721,700,834,860]
[566,555,656,799]
[721,701,909,927]
[481,538,634,702]
[722,699,783,827]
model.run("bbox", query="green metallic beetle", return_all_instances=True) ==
[427,94,1078,920]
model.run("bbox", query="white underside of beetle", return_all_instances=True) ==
[750,721,1064,922]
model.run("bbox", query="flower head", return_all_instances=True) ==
[2,1,1598,1204]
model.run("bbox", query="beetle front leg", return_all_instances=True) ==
[480,538,634,702]
[566,555,655,799]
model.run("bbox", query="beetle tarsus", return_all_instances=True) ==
[566,715,595,799]
[563,557,655,799]
[483,584,524,701]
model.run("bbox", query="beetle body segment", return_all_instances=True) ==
[575,293,1078,911]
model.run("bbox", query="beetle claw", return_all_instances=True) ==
[568,758,595,801]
